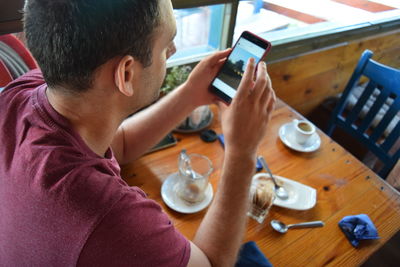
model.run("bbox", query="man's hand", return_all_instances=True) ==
[181,49,231,107]
[220,58,276,158]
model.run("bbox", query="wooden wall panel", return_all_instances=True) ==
[268,30,400,116]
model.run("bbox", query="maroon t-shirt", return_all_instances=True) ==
[0,70,190,266]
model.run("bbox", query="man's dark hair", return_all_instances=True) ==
[24,0,161,92]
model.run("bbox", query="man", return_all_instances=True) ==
[0,0,275,266]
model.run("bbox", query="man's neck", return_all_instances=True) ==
[46,86,123,157]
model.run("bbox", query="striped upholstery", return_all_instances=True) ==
[0,34,37,87]
[0,34,37,70]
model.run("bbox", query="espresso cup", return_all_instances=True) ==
[293,119,316,145]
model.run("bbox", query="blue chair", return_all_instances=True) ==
[326,50,400,178]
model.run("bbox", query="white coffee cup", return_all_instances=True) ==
[293,119,316,145]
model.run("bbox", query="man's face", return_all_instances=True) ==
[135,0,177,107]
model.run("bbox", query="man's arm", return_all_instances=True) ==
[189,59,276,266]
[111,50,231,165]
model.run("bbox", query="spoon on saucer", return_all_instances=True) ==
[270,219,325,234]
[258,156,289,200]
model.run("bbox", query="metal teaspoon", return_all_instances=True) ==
[270,219,325,234]
[258,156,289,200]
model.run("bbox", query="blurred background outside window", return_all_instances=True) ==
[170,0,400,65]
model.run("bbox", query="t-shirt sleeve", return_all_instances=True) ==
[77,188,191,267]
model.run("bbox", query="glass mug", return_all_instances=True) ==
[248,176,276,223]
[175,152,213,203]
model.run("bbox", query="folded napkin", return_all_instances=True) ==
[338,214,379,247]
[235,241,273,267]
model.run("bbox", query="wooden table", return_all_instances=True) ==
[121,100,400,266]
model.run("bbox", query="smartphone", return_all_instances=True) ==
[147,133,177,154]
[210,31,272,104]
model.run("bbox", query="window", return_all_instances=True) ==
[169,5,226,66]
[235,0,400,45]
[168,2,238,67]
[171,0,400,64]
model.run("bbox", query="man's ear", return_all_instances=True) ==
[114,55,136,97]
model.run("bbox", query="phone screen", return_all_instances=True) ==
[211,31,271,103]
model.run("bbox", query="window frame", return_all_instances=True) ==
[172,0,239,47]
[168,0,239,67]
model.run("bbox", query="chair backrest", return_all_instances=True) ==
[326,50,400,178]
[0,58,13,87]
[0,34,37,70]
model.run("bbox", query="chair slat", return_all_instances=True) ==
[370,96,400,142]
[358,88,390,133]
[345,80,377,126]
[381,121,400,153]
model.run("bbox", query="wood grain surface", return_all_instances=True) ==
[121,101,400,267]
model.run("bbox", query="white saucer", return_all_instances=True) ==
[252,173,317,210]
[161,173,213,214]
[174,112,214,133]
[279,122,321,152]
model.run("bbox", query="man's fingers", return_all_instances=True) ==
[208,49,232,65]
[216,100,229,120]
[266,88,276,114]
[260,71,273,104]
[235,58,256,99]
[215,58,227,69]
[217,100,228,111]
[266,65,272,90]
[252,61,268,100]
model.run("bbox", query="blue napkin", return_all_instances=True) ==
[235,241,273,267]
[338,214,379,247]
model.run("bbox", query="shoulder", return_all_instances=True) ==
[37,153,125,204]
[0,69,45,112]
[77,188,190,267]
[1,69,44,95]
